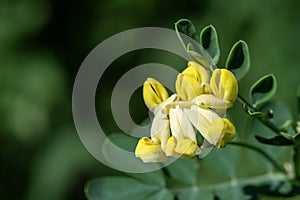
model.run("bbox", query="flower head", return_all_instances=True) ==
[135,61,238,163]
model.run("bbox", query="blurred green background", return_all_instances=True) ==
[1,0,300,199]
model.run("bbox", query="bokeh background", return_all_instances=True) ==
[1,0,300,199]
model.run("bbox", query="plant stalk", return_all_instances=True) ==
[237,94,281,134]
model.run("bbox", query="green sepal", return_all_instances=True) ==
[249,74,277,108]
[226,40,250,81]
[200,25,220,64]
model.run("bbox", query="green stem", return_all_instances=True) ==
[294,147,300,180]
[237,94,281,134]
[229,141,287,174]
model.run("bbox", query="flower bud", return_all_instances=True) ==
[210,69,238,107]
[143,78,169,111]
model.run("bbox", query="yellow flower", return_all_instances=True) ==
[143,78,169,112]
[210,69,238,108]
[135,95,176,162]
[135,137,168,162]
[175,61,210,101]
[135,62,238,163]
[183,105,236,148]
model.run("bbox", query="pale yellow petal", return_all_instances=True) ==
[169,106,197,142]
[150,111,170,151]
[192,94,231,109]
[183,105,219,134]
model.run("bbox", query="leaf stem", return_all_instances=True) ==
[237,93,282,134]
[228,141,287,174]
[294,147,300,180]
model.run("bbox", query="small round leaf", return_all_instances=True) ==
[200,25,220,64]
[175,19,199,47]
[226,40,250,81]
[249,74,277,108]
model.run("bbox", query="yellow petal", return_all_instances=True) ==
[165,136,200,158]
[176,73,202,101]
[210,69,238,108]
[143,78,169,111]
[175,138,200,158]
[206,118,236,148]
[205,118,225,146]
[135,137,168,163]
[218,118,236,147]
[165,136,177,156]
[186,61,210,83]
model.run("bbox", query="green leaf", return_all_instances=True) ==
[226,40,250,81]
[175,19,199,45]
[255,135,294,146]
[175,19,216,70]
[85,177,172,200]
[126,170,166,186]
[166,158,198,185]
[249,74,277,108]
[166,146,289,200]
[165,102,294,199]
[143,189,174,200]
[200,25,220,64]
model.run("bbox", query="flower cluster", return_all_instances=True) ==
[135,61,238,162]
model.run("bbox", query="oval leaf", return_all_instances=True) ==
[249,74,277,108]
[200,25,220,64]
[226,40,250,81]
[175,19,199,48]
